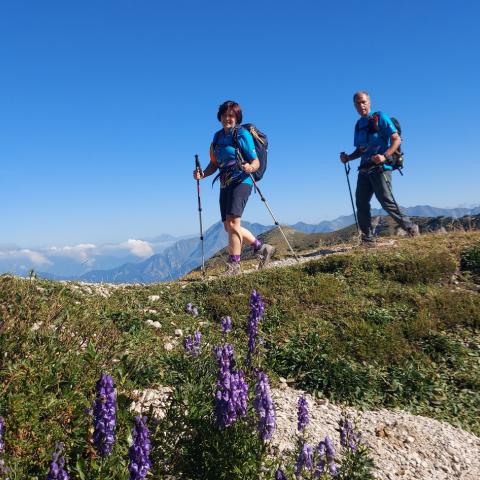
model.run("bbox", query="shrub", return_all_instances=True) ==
[460,243,480,281]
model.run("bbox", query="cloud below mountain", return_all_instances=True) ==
[0,248,52,268]
[0,236,177,276]
[119,239,153,258]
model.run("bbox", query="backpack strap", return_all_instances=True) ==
[212,129,222,149]
[233,126,250,165]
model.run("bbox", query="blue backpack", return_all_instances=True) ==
[213,124,268,182]
[355,112,404,171]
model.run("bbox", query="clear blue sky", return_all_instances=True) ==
[1,0,478,246]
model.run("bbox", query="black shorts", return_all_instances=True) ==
[219,183,253,222]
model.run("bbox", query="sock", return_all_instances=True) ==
[251,239,262,251]
[229,254,241,263]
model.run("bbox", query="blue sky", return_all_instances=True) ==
[0,0,478,247]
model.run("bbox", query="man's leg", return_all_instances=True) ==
[371,169,415,232]
[356,171,375,239]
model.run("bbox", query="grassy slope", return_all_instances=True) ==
[0,231,479,476]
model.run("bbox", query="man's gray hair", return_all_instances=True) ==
[353,91,370,102]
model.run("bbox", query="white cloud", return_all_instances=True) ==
[120,239,154,258]
[0,249,52,266]
[48,243,97,262]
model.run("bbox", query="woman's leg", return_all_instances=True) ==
[225,215,247,255]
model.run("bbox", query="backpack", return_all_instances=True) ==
[356,112,404,171]
[212,124,268,182]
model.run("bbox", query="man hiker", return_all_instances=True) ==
[340,91,419,244]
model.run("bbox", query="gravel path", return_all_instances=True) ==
[273,383,480,480]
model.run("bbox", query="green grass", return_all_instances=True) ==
[0,231,479,477]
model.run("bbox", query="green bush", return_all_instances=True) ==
[460,243,480,280]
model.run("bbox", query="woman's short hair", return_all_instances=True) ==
[353,91,370,103]
[217,100,243,124]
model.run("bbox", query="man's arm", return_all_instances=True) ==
[371,132,401,164]
[340,147,365,164]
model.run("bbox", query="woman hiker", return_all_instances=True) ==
[193,100,275,275]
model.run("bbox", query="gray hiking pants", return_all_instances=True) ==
[355,168,413,238]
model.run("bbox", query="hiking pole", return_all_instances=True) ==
[343,161,360,235]
[194,154,205,275]
[236,153,300,262]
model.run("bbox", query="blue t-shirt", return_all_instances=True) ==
[211,127,257,187]
[354,111,397,167]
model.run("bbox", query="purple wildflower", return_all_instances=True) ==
[185,303,199,316]
[46,443,69,480]
[221,316,232,334]
[214,343,248,427]
[246,289,265,367]
[0,417,4,453]
[128,416,151,480]
[184,330,202,357]
[295,442,313,476]
[275,468,287,480]
[184,335,193,353]
[92,373,117,457]
[253,371,276,441]
[315,441,326,476]
[297,395,309,432]
[315,436,338,477]
[0,416,6,477]
[324,436,338,476]
[339,417,359,452]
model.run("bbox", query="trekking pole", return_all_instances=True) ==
[236,153,299,261]
[194,154,205,275]
[343,161,360,235]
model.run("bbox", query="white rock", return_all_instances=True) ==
[148,295,160,301]
[31,322,43,331]
[146,320,162,329]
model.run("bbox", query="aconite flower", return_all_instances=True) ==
[295,442,313,475]
[297,395,309,432]
[0,416,4,453]
[0,417,7,477]
[185,303,198,316]
[253,371,276,441]
[246,289,265,366]
[339,417,359,452]
[46,443,69,480]
[128,416,151,480]
[275,468,287,480]
[221,316,232,334]
[184,330,202,356]
[92,373,117,457]
[315,436,338,477]
[214,343,248,427]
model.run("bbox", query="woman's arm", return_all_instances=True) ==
[193,144,219,180]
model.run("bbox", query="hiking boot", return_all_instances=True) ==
[257,243,275,269]
[407,224,420,237]
[360,235,376,247]
[222,261,241,276]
